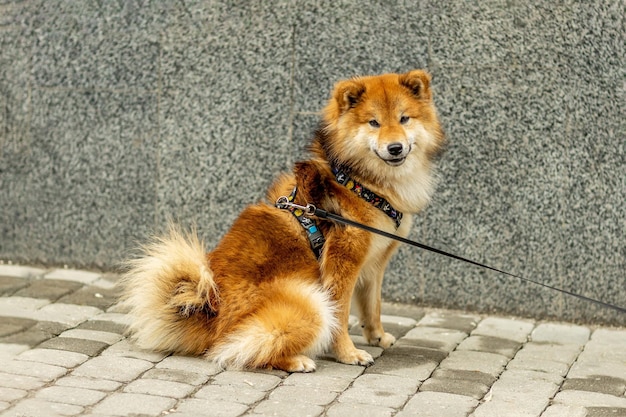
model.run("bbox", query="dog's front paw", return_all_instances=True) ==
[336,348,374,366]
[368,332,396,349]
[271,355,316,373]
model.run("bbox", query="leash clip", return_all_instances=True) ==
[275,196,317,216]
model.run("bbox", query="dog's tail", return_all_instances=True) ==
[119,224,219,354]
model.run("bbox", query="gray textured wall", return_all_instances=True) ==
[1,1,624,324]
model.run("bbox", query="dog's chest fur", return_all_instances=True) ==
[360,210,413,281]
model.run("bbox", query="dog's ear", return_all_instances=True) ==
[400,70,432,100]
[332,79,366,113]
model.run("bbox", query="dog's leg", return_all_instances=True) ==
[321,228,374,366]
[354,243,399,348]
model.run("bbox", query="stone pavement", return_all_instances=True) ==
[1,264,625,417]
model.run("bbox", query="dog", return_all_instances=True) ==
[120,69,445,372]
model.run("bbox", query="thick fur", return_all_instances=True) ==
[119,69,445,372]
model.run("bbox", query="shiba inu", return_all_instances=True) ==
[120,69,445,372]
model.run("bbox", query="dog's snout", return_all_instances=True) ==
[387,143,404,156]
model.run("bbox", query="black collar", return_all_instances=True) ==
[332,166,403,229]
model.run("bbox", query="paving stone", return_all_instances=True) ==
[142,368,210,386]
[212,370,282,391]
[499,369,563,385]
[101,339,168,362]
[314,359,365,379]
[58,285,118,310]
[553,390,626,408]
[419,376,490,400]
[338,387,408,408]
[397,391,478,417]
[55,375,122,392]
[34,321,72,336]
[430,369,497,387]
[0,343,30,360]
[16,348,89,367]
[473,370,561,417]
[33,303,102,326]
[0,317,36,337]
[339,374,419,408]
[381,314,418,328]
[0,265,46,278]
[283,373,353,392]
[0,296,50,312]
[365,345,442,380]
[106,302,132,314]
[75,318,128,334]
[473,399,539,417]
[506,355,571,376]
[326,402,395,417]
[569,357,626,381]
[389,341,450,363]
[89,312,133,326]
[586,407,626,417]
[72,356,153,382]
[44,269,101,285]
[417,312,481,333]
[0,276,30,296]
[125,378,195,399]
[403,326,468,351]
[562,376,626,397]
[2,359,68,381]
[456,335,521,358]
[1,398,83,417]
[156,355,222,376]
[471,317,535,343]
[439,350,509,377]
[568,333,626,380]
[0,372,47,390]
[37,337,109,356]
[35,385,107,406]
[92,275,118,289]
[513,342,582,364]
[530,323,591,345]
[194,384,266,405]
[0,326,56,346]
[590,328,626,345]
[14,279,83,301]
[91,393,176,416]
[58,329,123,345]
[175,398,249,417]
[541,404,588,417]
[269,385,338,406]
[253,399,323,417]
[0,386,27,402]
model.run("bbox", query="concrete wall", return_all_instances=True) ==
[1,1,624,324]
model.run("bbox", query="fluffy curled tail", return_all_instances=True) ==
[119,225,218,354]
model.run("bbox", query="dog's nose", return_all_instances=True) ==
[387,143,404,156]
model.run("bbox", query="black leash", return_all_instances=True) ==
[276,198,626,315]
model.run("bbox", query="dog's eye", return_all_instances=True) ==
[400,116,410,125]
[369,120,380,128]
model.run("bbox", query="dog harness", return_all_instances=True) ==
[276,166,404,258]
[332,166,403,229]
[281,187,326,258]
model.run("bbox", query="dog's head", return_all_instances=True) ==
[319,70,445,178]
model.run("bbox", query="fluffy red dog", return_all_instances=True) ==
[120,69,445,372]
